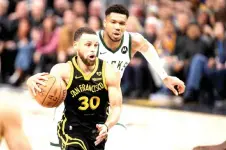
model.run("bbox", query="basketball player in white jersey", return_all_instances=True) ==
[31,4,185,150]
[96,4,185,149]
[96,4,185,90]
[0,100,31,150]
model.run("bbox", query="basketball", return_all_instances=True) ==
[35,74,67,108]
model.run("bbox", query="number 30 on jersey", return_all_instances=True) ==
[78,96,100,111]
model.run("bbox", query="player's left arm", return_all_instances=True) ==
[131,33,185,95]
[104,63,122,130]
[95,63,122,146]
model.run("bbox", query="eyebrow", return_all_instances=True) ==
[111,19,125,23]
[85,40,98,44]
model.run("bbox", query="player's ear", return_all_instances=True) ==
[73,41,79,54]
[73,41,78,49]
[103,19,106,28]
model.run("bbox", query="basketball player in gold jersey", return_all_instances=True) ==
[0,100,31,150]
[27,27,123,150]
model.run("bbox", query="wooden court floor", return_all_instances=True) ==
[0,85,226,150]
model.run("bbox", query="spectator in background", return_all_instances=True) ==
[183,22,226,105]
[196,10,211,29]
[88,0,102,24]
[129,3,145,25]
[88,0,102,17]
[175,12,190,37]
[157,19,176,57]
[57,10,75,63]
[173,23,204,81]
[72,1,87,29]
[72,0,87,19]
[88,16,102,32]
[0,0,10,83]
[33,13,59,73]
[28,0,45,28]
[126,16,143,33]
[8,19,37,85]
[157,4,174,22]
[53,0,69,26]
[156,19,177,75]
[145,0,159,17]
[0,0,9,41]
[143,16,159,45]
[0,0,28,83]
[214,0,226,27]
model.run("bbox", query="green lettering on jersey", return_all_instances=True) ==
[117,61,123,70]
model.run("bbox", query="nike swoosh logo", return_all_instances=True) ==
[100,52,107,55]
[75,76,83,79]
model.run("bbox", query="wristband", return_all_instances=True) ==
[103,124,108,132]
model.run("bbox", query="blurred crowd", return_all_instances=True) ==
[0,0,226,108]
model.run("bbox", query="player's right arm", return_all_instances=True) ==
[26,63,71,98]
[0,102,31,150]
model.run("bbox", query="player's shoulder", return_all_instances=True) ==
[50,62,71,79]
[128,32,146,50]
[128,32,144,43]
[52,62,71,72]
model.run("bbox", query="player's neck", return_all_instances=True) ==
[76,56,96,74]
[103,31,121,51]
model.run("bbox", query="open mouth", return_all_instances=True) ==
[88,55,96,60]
[113,33,120,36]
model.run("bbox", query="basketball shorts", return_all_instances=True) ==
[57,116,106,150]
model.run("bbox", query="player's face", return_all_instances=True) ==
[76,34,99,66]
[104,13,127,42]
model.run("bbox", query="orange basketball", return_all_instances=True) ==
[35,74,67,108]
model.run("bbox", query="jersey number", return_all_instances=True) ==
[78,96,100,111]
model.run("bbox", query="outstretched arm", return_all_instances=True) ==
[131,33,185,95]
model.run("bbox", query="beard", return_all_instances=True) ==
[79,53,95,66]
[107,32,121,42]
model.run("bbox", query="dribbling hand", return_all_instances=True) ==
[26,72,49,97]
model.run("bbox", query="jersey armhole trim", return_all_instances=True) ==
[96,45,99,57]
[102,61,108,90]
[129,33,132,60]
[66,61,74,90]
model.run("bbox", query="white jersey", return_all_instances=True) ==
[97,30,132,77]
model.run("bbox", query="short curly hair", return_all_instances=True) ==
[73,27,96,41]
[105,4,129,18]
